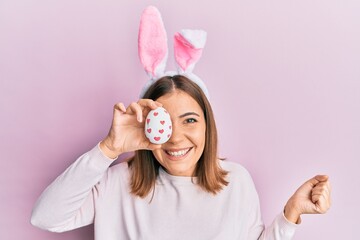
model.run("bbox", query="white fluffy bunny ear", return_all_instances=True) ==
[138,6,168,79]
[174,29,207,73]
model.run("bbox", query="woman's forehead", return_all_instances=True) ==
[157,90,202,116]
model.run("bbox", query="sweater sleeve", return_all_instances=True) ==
[257,213,298,240]
[30,144,116,232]
[246,175,298,240]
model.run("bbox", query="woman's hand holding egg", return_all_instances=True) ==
[100,99,167,159]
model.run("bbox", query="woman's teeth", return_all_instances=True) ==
[166,148,190,157]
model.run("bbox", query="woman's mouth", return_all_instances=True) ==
[164,147,192,159]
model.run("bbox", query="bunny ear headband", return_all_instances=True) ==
[138,6,210,99]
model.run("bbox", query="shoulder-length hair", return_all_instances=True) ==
[128,75,228,198]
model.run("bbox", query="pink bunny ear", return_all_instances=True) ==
[138,6,168,78]
[174,29,207,73]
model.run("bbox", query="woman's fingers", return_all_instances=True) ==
[288,175,332,216]
[126,100,163,123]
[315,182,330,197]
[315,194,331,213]
[126,102,144,122]
[104,100,164,154]
[137,99,162,109]
[311,180,331,213]
[114,103,126,113]
[315,175,329,182]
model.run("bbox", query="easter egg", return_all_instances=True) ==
[145,107,172,144]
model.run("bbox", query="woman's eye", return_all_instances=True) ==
[185,118,197,124]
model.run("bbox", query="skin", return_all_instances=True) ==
[100,90,331,224]
[284,175,331,223]
[151,90,206,176]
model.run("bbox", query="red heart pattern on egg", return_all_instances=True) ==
[145,107,172,144]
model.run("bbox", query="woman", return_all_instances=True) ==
[31,75,331,239]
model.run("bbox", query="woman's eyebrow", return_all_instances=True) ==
[179,112,200,118]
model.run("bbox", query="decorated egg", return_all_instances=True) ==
[145,107,172,144]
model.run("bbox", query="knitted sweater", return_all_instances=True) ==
[31,144,297,239]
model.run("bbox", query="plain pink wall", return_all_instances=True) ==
[1,0,359,239]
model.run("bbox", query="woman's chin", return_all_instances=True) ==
[163,164,195,177]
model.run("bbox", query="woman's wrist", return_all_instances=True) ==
[99,138,122,159]
[284,200,302,224]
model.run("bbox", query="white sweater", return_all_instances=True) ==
[31,144,297,240]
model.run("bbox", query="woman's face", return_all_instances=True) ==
[152,90,206,176]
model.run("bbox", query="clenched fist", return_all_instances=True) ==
[284,175,331,224]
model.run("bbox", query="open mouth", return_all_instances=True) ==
[164,147,192,158]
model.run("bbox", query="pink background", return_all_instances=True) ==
[1,0,359,239]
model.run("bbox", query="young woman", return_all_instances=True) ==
[31,75,331,239]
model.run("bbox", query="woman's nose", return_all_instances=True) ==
[167,123,183,144]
